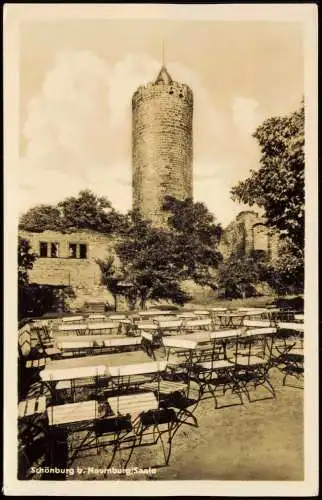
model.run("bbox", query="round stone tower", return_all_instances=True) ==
[132,65,193,226]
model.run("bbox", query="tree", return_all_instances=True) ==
[19,205,63,232]
[18,237,37,319]
[58,189,128,233]
[18,237,37,288]
[231,103,304,292]
[116,213,191,310]
[96,256,125,311]
[231,103,304,250]
[163,196,223,289]
[265,243,304,296]
[19,189,130,235]
[218,251,270,299]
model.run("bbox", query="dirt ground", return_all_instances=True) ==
[64,365,303,482]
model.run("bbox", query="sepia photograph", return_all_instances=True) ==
[3,3,318,497]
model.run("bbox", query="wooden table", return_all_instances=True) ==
[47,400,99,427]
[18,396,47,419]
[56,335,142,356]
[107,392,158,421]
[40,364,107,402]
[217,313,247,328]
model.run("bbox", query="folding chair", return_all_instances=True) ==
[232,328,276,402]
[105,361,191,467]
[33,325,61,359]
[18,396,47,478]
[46,399,103,468]
[188,330,243,409]
[273,323,304,388]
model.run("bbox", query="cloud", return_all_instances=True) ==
[19,50,262,224]
[231,96,261,136]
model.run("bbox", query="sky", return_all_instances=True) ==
[18,19,304,227]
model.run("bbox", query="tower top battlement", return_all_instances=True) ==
[132,64,193,227]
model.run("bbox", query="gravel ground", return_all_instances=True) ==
[65,367,303,481]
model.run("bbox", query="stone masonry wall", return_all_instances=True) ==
[219,211,281,263]
[19,230,120,310]
[132,80,193,227]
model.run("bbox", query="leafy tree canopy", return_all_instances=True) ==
[218,251,270,299]
[18,237,37,288]
[116,211,191,309]
[231,103,304,253]
[163,196,223,288]
[19,205,63,233]
[19,189,129,235]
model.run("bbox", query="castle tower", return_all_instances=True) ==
[132,65,193,226]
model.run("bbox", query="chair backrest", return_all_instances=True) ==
[18,323,32,357]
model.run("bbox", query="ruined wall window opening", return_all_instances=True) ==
[79,244,87,259]
[50,242,59,258]
[69,243,77,259]
[69,243,88,259]
[39,242,48,258]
